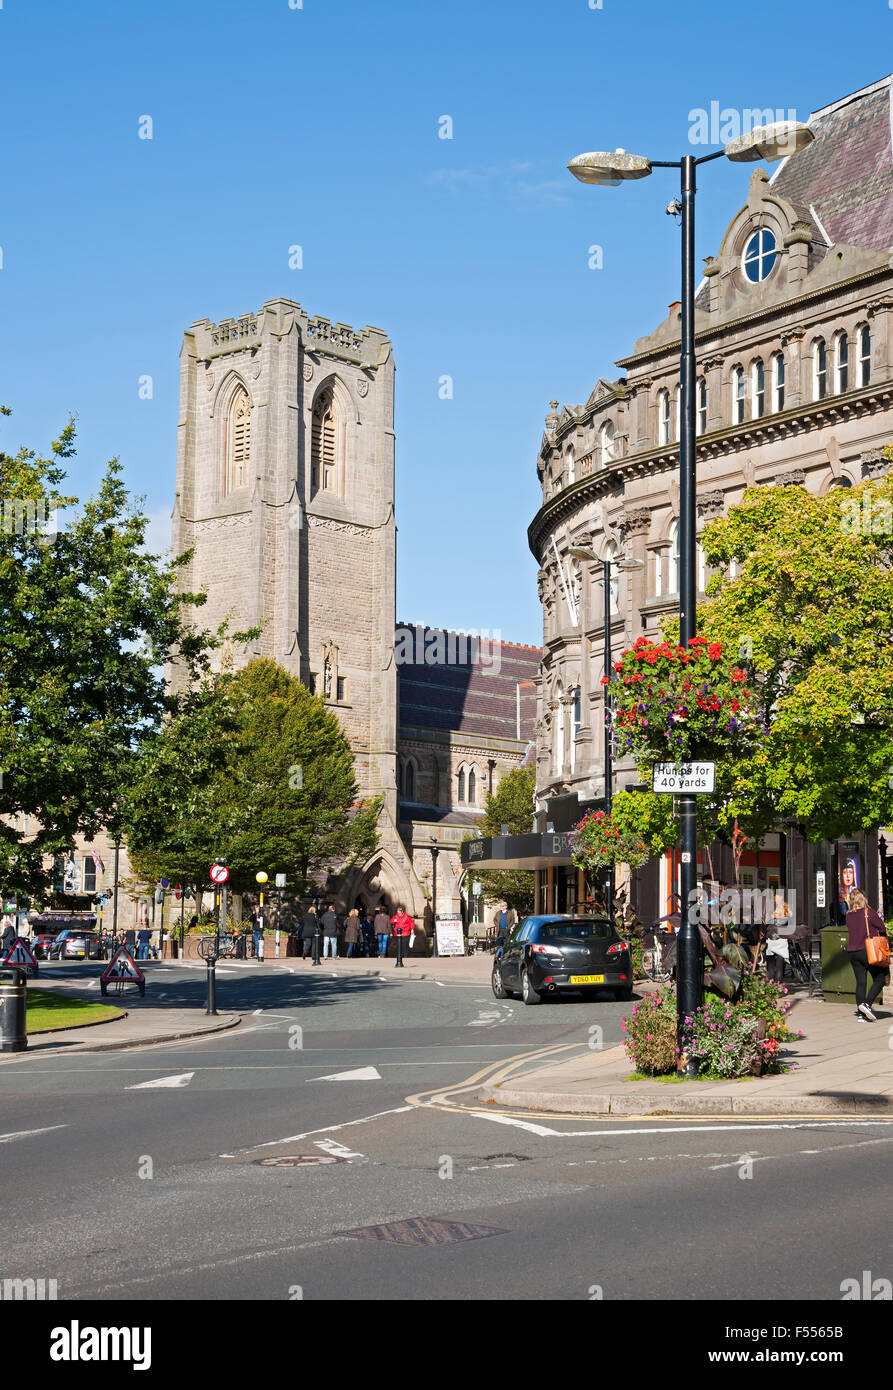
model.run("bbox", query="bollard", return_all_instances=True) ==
[0,966,28,1052]
[205,953,218,1015]
[312,930,321,967]
[395,931,404,968]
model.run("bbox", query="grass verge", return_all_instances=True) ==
[27,989,125,1033]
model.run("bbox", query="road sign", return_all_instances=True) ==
[275,873,287,888]
[100,947,145,997]
[160,877,170,889]
[2,937,38,977]
[209,863,230,884]
[174,884,182,901]
[652,761,716,794]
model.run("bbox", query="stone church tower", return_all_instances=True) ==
[171,298,404,879]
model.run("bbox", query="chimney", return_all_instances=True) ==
[668,300,681,316]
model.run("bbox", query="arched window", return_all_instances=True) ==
[225,385,251,494]
[813,339,827,400]
[397,760,404,797]
[752,359,765,418]
[405,760,415,801]
[696,378,707,436]
[859,326,871,387]
[554,687,565,772]
[667,522,679,594]
[567,446,575,485]
[457,767,466,804]
[311,388,338,493]
[834,332,849,393]
[742,228,777,283]
[653,549,663,597]
[606,540,619,615]
[733,367,746,424]
[674,386,681,441]
[771,353,785,412]
[467,768,476,805]
[601,421,615,463]
[658,390,671,446]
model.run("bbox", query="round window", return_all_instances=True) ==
[742,228,777,283]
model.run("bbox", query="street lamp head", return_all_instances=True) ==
[724,121,814,164]
[615,557,645,572]
[256,871,268,885]
[569,545,599,560]
[568,149,652,187]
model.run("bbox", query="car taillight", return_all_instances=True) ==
[606,942,629,955]
[532,943,559,955]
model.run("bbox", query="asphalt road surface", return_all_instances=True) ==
[2,959,892,1302]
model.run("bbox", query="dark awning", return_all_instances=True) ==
[460,832,575,871]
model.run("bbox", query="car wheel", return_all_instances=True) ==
[521,968,542,1006]
[491,965,508,999]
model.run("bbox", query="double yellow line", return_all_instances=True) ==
[405,1041,580,1116]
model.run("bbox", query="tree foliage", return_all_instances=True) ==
[463,764,536,914]
[0,416,224,898]
[123,659,381,896]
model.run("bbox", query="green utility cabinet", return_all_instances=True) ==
[821,926,859,1002]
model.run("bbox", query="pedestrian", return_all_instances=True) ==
[0,916,16,954]
[136,925,152,961]
[124,926,136,953]
[302,905,319,959]
[390,904,414,963]
[846,888,889,1022]
[321,904,338,959]
[344,908,361,957]
[360,911,374,957]
[374,903,390,958]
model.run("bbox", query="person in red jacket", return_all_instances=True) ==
[390,906,414,966]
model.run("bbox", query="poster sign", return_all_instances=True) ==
[434,915,465,957]
[652,762,716,793]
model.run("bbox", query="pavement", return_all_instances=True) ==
[477,990,893,1117]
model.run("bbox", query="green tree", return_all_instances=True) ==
[694,469,893,841]
[123,659,380,896]
[0,416,223,899]
[463,764,536,915]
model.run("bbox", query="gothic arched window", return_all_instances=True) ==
[468,768,476,805]
[225,385,251,494]
[405,760,415,801]
[457,767,466,804]
[311,388,338,494]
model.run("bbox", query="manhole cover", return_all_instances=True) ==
[253,1154,347,1167]
[336,1217,508,1246]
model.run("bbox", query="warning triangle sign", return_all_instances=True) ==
[2,937,38,972]
[101,947,145,983]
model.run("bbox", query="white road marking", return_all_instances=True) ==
[466,1115,893,1138]
[710,1135,893,1168]
[0,1125,67,1144]
[221,1104,414,1154]
[314,1137,366,1160]
[312,1066,381,1081]
[128,1072,195,1090]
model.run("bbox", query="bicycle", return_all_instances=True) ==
[197,931,239,960]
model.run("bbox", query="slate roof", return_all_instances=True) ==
[396,623,540,740]
[771,75,893,250]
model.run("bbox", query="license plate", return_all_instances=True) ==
[570,974,605,984]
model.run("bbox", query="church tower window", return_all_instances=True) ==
[311,388,339,494]
[225,385,251,494]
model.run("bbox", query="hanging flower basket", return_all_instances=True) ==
[605,636,765,764]
[569,809,649,873]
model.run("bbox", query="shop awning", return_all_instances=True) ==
[460,832,574,871]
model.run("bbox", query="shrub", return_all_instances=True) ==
[738,973,797,1041]
[622,990,677,1075]
[681,996,762,1079]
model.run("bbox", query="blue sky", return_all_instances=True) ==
[0,0,888,643]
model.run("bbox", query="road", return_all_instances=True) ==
[1,958,891,1302]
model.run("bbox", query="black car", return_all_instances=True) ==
[491,914,633,1005]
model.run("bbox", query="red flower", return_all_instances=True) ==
[600,676,610,685]
[730,669,745,682]
[708,643,722,659]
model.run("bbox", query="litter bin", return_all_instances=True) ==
[0,965,28,1052]
[821,925,858,1003]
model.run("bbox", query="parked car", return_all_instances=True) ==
[491,914,633,1005]
[31,933,59,960]
[48,929,99,961]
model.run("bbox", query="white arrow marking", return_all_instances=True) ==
[314,1137,366,1160]
[311,1066,381,1081]
[0,1125,67,1144]
[128,1072,194,1090]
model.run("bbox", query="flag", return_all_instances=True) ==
[90,844,106,874]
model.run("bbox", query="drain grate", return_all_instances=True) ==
[337,1217,508,1246]
[253,1154,347,1167]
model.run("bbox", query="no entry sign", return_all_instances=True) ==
[209,863,230,884]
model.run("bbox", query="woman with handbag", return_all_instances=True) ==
[845,888,890,1022]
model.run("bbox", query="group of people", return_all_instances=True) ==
[292,904,415,959]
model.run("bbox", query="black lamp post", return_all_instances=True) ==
[429,837,439,955]
[568,119,814,1073]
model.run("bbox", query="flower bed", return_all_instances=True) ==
[623,981,795,1078]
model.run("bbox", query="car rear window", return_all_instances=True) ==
[538,921,613,942]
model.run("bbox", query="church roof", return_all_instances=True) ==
[771,75,893,250]
[396,623,540,741]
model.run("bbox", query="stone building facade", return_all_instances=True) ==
[528,76,893,923]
